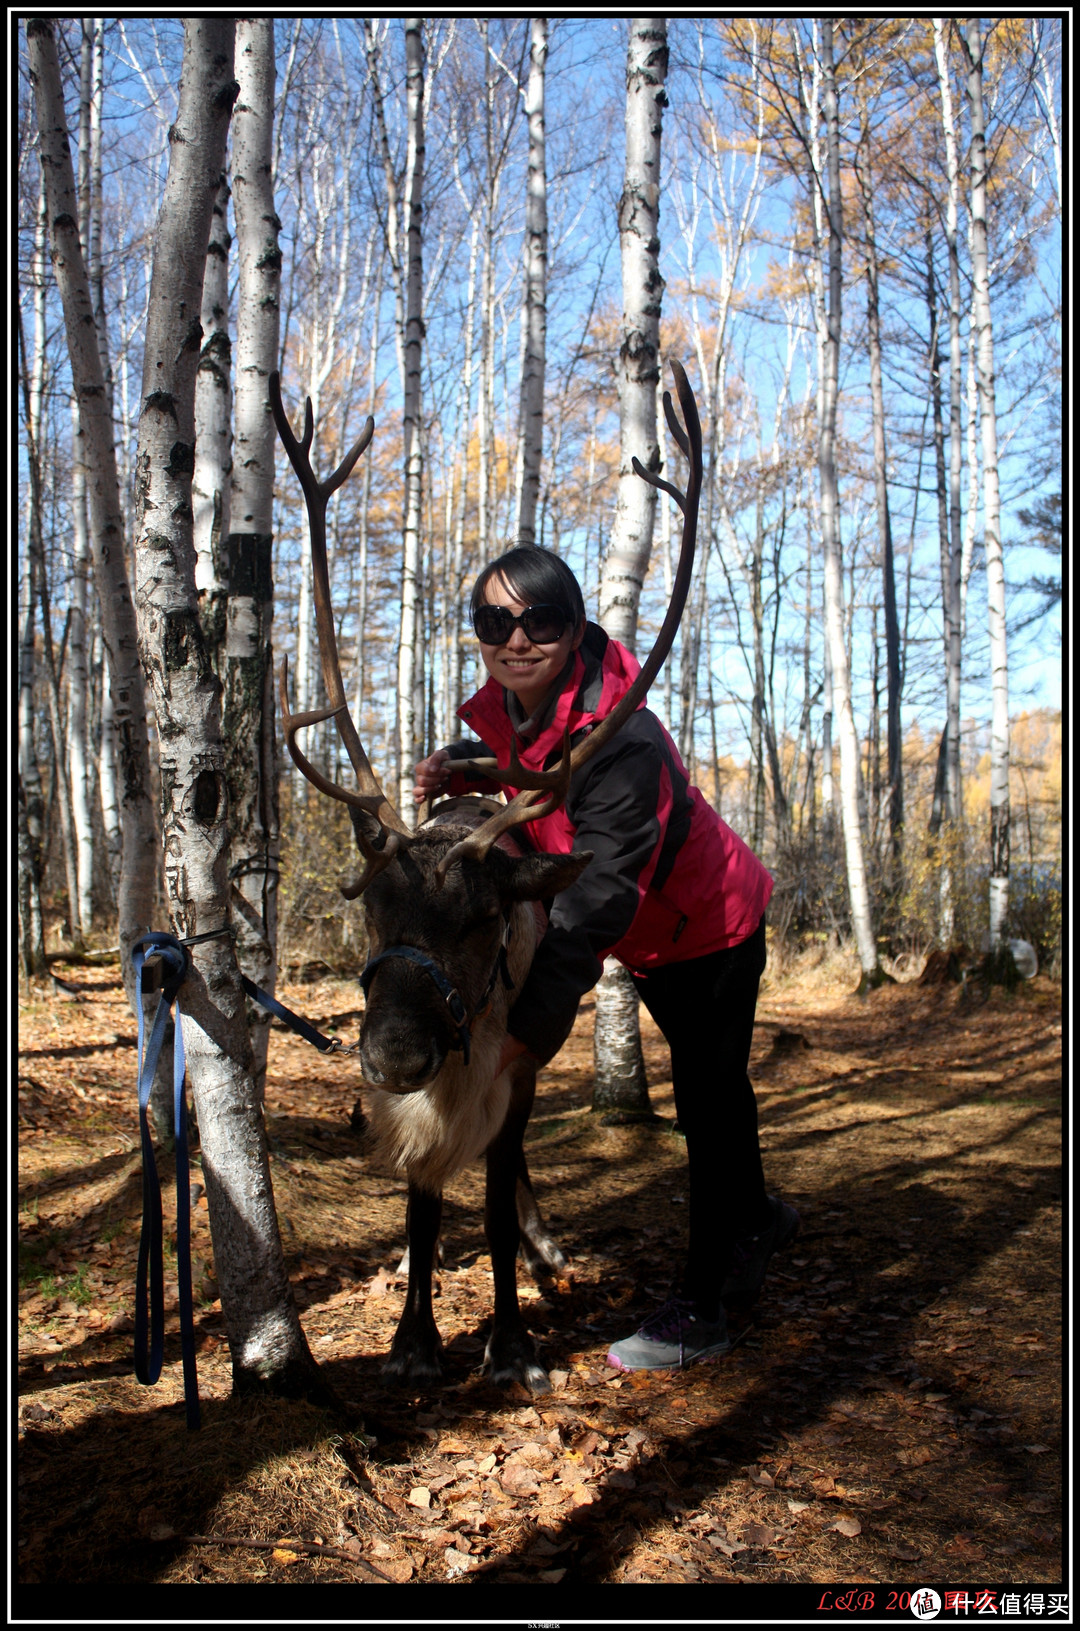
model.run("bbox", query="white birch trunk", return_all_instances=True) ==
[19,179,48,952]
[856,150,902,857]
[817,20,880,981]
[933,19,965,832]
[98,646,122,904]
[227,17,281,1094]
[132,16,325,1403]
[448,218,479,729]
[28,17,158,996]
[594,18,668,1119]
[193,172,232,616]
[396,19,426,822]
[353,258,383,728]
[599,17,667,647]
[68,395,95,934]
[963,18,1010,946]
[514,17,548,545]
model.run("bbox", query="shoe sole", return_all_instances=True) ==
[605,1340,731,1373]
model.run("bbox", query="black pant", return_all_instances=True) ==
[631,914,770,1311]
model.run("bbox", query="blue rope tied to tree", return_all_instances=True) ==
[131,932,200,1430]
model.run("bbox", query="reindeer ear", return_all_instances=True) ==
[503,850,593,902]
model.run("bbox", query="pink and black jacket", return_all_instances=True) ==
[443,623,773,1065]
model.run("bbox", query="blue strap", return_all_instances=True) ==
[239,974,352,1054]
[132,933,201,1430]
[360,944,472,1064]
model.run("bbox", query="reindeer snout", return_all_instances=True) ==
[359,1011,447,1091]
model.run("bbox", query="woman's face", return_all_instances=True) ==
[477,573,584,713]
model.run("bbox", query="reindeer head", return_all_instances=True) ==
[269,364,701,1093]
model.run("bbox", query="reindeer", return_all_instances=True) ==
[269,364,702,1392]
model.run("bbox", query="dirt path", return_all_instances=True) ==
[17,955,1062,1591]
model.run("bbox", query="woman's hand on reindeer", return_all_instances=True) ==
[413,748,450,806]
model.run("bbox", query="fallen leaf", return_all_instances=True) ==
[445,1545,473,1578]
[372,1553,413,1582]
[740,1522,777,1548]
[272,1548,301,1565]
[888,1543,922,1562]
[1024,1444,1052,1455]
[549,1369,569,1392]
[787,1500,811,1514]
[604,1469,636,1490]
[477,1453,497,1475]
[407,1486,431,1509]
[500,1463,540,1496]
[831,1516,862,1537]
[748,1466,775,1487]
[896,1445,934,1466]
[538,1567,566,1582]
[945,1535,985,1558]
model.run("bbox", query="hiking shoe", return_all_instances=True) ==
[722,1195,801,1307]
[606,1297,731,1371]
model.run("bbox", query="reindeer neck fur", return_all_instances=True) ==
[365,893,537,1193]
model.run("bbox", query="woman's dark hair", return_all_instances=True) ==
[469,546,586,629]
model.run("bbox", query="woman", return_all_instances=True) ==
[413,546,799,1370]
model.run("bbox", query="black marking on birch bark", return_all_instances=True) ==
[167,441,196,479]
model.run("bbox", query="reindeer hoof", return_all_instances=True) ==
[483,1332,551,1394]
[520,1235,568,1281]
[383,1341,444,1384]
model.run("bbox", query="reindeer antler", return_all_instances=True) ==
[270,373,410,892]
[438,360,703,876]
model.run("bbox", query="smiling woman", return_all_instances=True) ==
[412,542,797,1374]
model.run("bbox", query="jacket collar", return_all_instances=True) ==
[457,622,644,771]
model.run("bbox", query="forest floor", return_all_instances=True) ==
[16,944,1063,1602]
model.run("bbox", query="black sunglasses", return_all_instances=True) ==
[472,603,570,646]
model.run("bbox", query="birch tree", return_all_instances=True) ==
[853,111,902,863]
[816,19,883,986]
[514,16,547,545]
[594,17,668,1118]
[27,16,158,994]
[960,17,1010,949]
[193,171,232,633]
[933,20,965,839]
[131,16,327,1404]
[226,17,281,1094]
[397,18,426,820]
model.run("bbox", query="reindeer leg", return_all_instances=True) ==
[483,1058,550,1393]
[384,1179,444,1383]
[516,1153,568,1281]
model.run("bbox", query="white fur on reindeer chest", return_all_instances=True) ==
[365,889,541,1193]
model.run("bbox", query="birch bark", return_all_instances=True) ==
[961,17,1010,947]
[594,17,668,1119]
[514,17,548,545]
[131,16,325,1402]
[855,139,902,860]
[193,172,232,628]
[27,17,158,995]
[227,18,281,1094]
[396,19,426,821]
[817,19,881,983]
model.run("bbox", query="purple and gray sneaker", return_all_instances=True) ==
[606,1296,731,1372]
